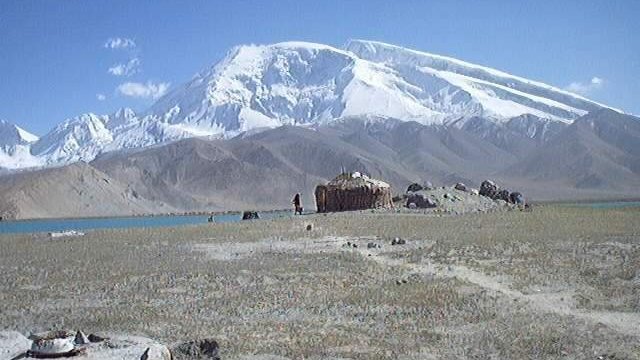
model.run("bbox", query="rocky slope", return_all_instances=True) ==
[0,162,160,219]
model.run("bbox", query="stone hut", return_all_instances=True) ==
[315,172,393,213]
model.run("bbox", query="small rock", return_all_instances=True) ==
[172,338,220,360]
[241,211,259,220]
[406,183,424,192]
[88,334,106,343]
[306,224,313,231]
[352,243,358,248]
[454,183,467,192]
[74,330,90,345]
[367,242,377,249]
[141,347,150,360]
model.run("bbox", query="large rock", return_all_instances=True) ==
[479,180,499,198]
[510,192,525,205]
[454,182,468,192]
[172,338,220,359]
[406,193,437,208]
[0,331,32,359]
[406,183,424,193]
[0,330,171,360]
[497,189,511,202]
[242,211,260,220]
[84,334,171,359]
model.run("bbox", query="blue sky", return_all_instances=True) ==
[0,0,638,135]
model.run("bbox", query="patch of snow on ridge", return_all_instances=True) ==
[345,39,620,114]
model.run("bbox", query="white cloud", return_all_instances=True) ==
[565,77,605,95]
[117,81,170,99]
[96,93,106,101]
[104,37,136,49]
[108,58,141,76]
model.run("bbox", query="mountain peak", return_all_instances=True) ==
[0,39,624,170]
[0,119,38,145]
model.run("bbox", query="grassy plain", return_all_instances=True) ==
[0,205,638,359]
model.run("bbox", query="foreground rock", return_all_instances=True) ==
[171,338,220,359]
[0,330,171,359]
[0,331,31,359]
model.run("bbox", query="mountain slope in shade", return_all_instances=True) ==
[0,162,160,220]
[507,109,640,191]
[89,118,523,213]
[90,124,415,212]
[2,112,639,219]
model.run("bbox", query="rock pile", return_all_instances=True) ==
[479,180,526,205]
[1,330,172,359]
[406,192,437,209]
[397,181,516,214]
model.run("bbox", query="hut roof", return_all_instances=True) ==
[327,172,390,190]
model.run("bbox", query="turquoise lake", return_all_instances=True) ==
[572,201,640,209]
[0,211,294,235]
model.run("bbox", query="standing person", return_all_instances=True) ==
[292,193,303,215]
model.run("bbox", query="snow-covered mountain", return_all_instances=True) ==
[0,119,41,169]
[0,40,617,170]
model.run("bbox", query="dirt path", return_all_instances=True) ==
[195,235,640,338]
[343,238,640,338]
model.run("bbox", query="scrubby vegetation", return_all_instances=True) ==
[0,205,638,359]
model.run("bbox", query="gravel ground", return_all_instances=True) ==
[0,205,638,359]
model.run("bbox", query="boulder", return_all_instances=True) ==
[423,181,434,190]
[172,338,220,359]
[479,180,499,198]
[454,183,468,192]
[3,331,170,360]
[497,189,511,202]
[0,331,31,359]
[242,211,260,220]
[510,192,525,205]
[406,193,437,209]
[74,330,90,345]
[88,333,106,342]
[406,183,424,192]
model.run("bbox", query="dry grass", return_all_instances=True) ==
[0,205,638,359]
